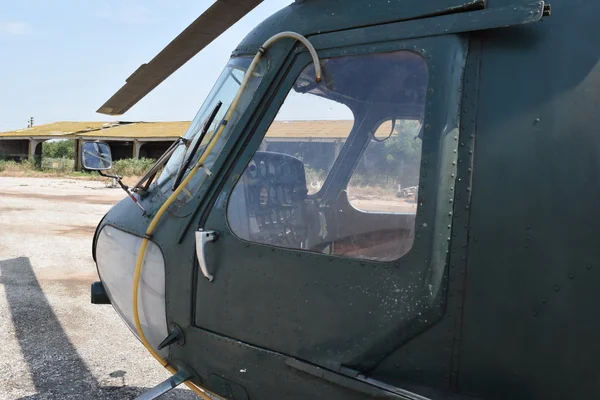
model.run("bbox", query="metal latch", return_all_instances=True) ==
[195,230,218,282]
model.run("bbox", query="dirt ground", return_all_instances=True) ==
[0,177,200,400]
[349,198,417,213]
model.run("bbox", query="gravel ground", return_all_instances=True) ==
[0,177,200,400]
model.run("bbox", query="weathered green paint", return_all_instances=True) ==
[233,0,484,53]
[459,0,600,398]
[369,36,484,396]
[194,34,465,374]
[91,0,600,398]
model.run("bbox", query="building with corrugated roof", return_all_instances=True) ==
[0,120,352,170]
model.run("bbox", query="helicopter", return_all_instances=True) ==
[79,0,600,398]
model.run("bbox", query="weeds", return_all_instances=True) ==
[108,158,155,177]
[41,158,74,173]
[0,156,400,201]
[0,159,35,173]
[0,157,154,179]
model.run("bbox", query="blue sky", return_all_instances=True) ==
[0,0,294,132]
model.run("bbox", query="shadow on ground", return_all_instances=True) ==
[0,257,199,400]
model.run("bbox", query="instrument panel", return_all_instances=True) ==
[227,151,309,248]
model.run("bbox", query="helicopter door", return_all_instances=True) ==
[196,35,466,370]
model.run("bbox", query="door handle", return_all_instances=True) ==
[195,230,218,282]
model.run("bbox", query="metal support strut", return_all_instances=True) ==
[134,368,193,400]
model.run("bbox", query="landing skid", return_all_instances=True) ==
[134,369,192,400]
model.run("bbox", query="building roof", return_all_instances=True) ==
[0,121,109,138]
[266,120,354,139]
[0,119,356,141]
[76,121,191,139]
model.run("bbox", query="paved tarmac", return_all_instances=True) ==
[0,177,200,400]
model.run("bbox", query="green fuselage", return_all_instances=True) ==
[93,0,600,398]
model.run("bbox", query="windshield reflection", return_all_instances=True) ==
[154,56,263,202]
[172,101,223,190]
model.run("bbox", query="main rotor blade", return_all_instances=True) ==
[97,0,263,116]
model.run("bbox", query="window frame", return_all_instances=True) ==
[208,36,463,268]
[191,33,467,366]
[344,117,424,215]
[226,50,429,261]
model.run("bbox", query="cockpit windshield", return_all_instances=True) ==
[154,56,266,204]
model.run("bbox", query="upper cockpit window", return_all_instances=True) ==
[227,50,428,262]
[155,56,266,206]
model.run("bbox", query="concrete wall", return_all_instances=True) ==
[32,141,43,168]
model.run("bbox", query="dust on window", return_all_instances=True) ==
[347,119,422,214]
[227,50,428,262]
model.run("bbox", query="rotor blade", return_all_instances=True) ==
[97,0,263,116]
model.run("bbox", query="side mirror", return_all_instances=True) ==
[80,141,146,213]
[81,141,113,170]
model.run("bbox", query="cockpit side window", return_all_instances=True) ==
[347,118,422,213]
[226,50,428,262]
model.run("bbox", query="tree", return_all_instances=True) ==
[43,139,75,159]
[382,120,422,187]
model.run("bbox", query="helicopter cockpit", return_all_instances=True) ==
[79,0,580,397]
[86,25,456,399]
[228,50,427,262]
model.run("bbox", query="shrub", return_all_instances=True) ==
[0,160,34,173]
[108,158,155,177]
[0,156,156,178]
[41,157,75,173]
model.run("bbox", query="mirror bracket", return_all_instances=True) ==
[80,141,146,213]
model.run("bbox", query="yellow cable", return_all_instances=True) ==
[130,32,321,399]
[131,52,265,400]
